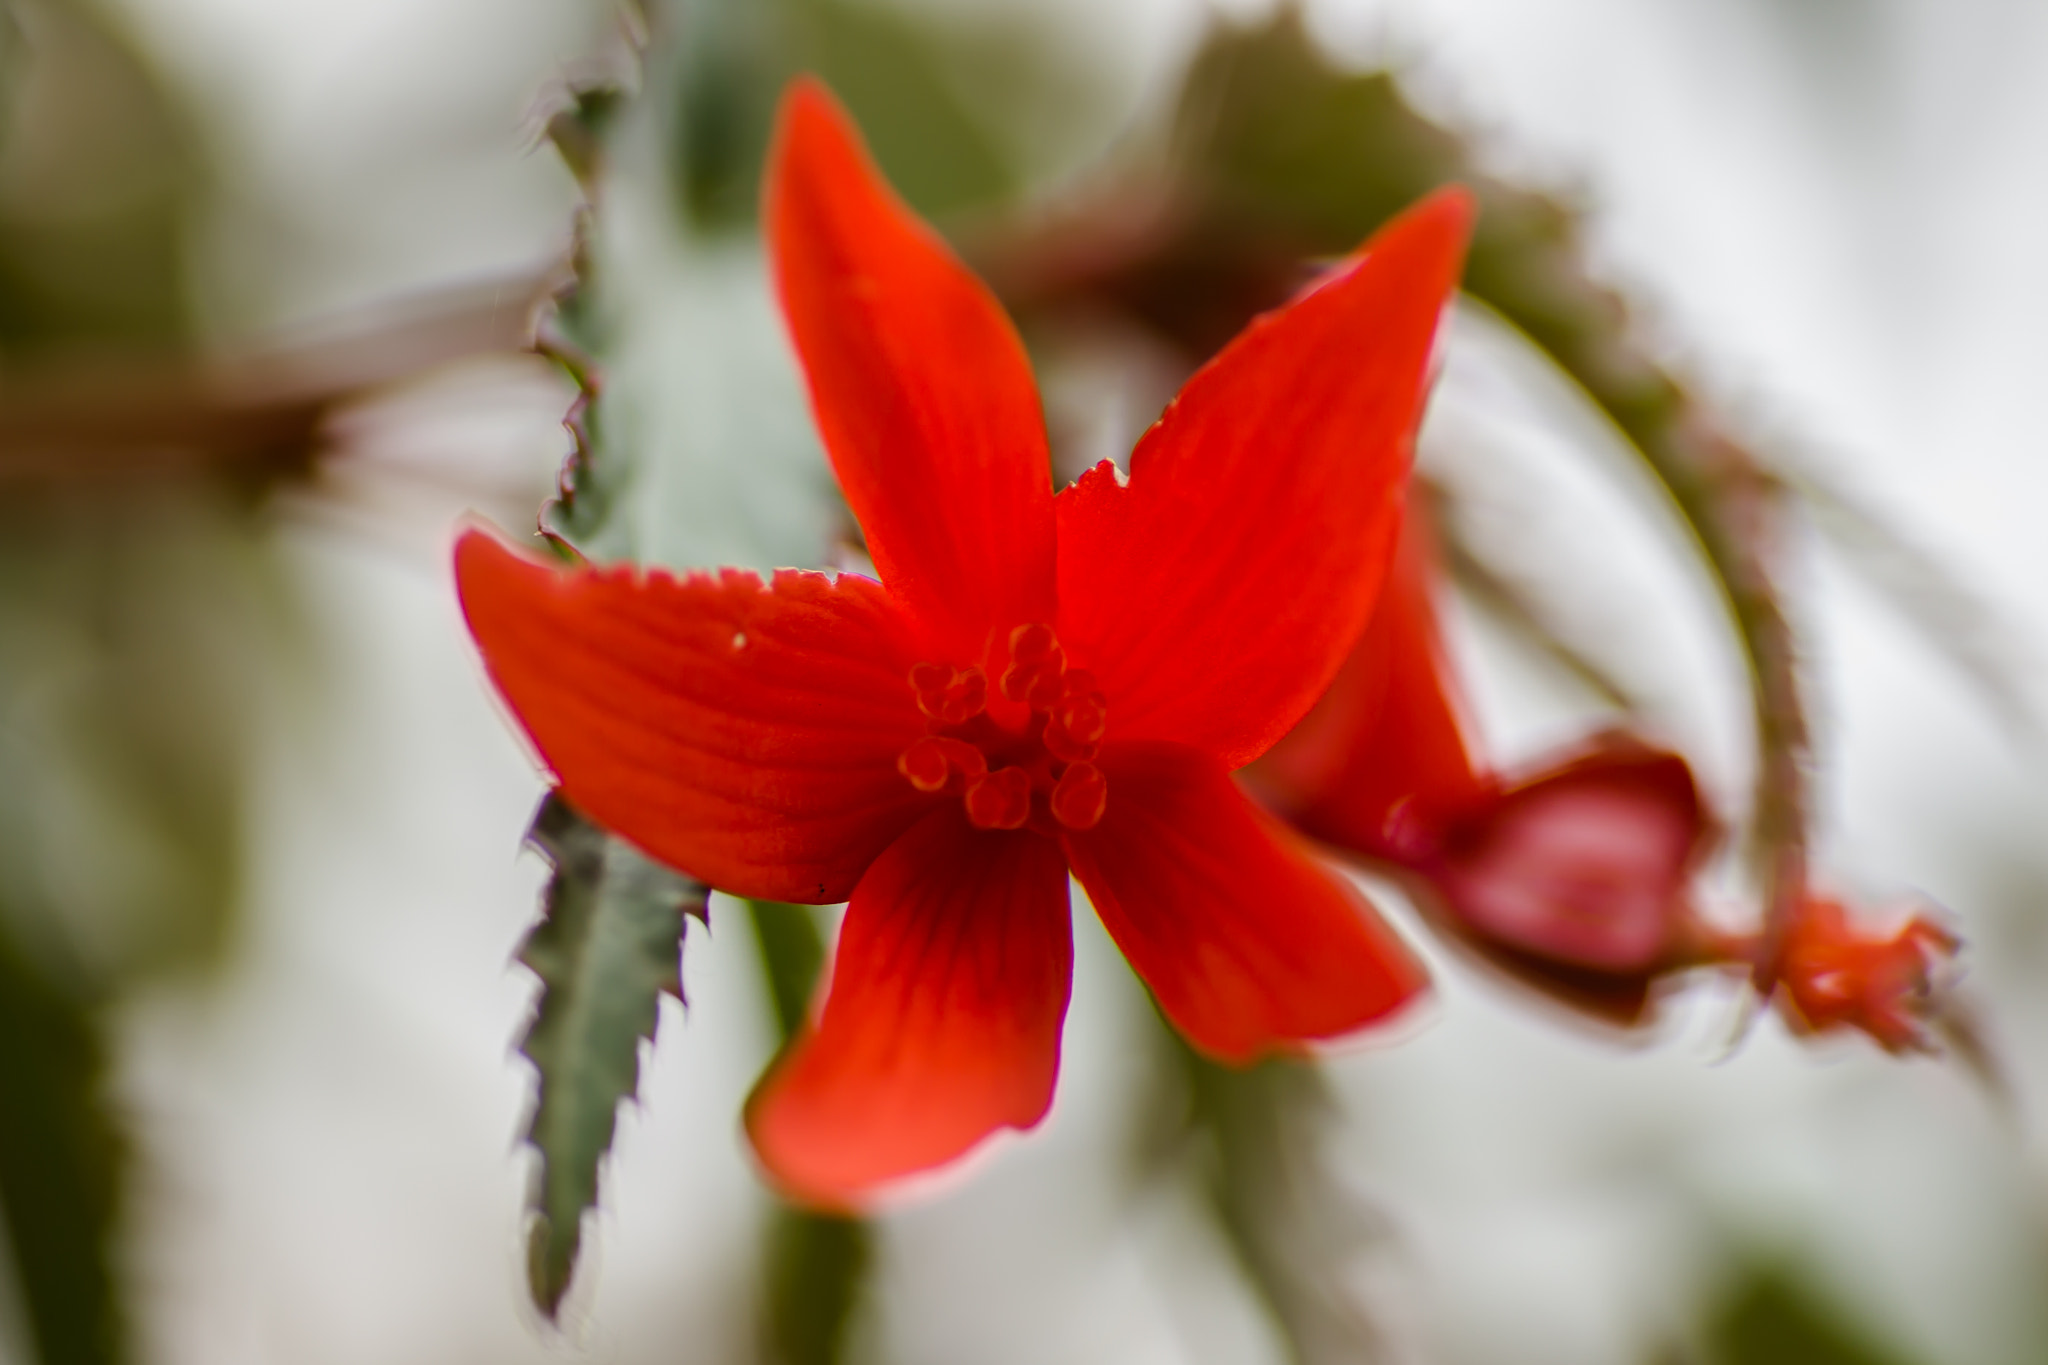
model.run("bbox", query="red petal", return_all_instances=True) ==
[1430,740,1708,976]
[1249,503,1709,1027]
[1054,190,1473,769]
[1251,493,1487,857]
[767,79,1056,659]
[745,809,1073,1207]
[1063,742,1427,1063]
[454,527,932,903]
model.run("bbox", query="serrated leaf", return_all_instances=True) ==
[518,791,707,1318]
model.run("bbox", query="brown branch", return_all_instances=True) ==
[0,273,553,489]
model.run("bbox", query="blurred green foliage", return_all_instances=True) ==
[667,0,1069,231]
[0,935,121,1365]
[0,0,200,352]
[0,3,287,1361]
[1156,1030,1392,1365]
[1668,1262,1926,1365]
[1173,12,1682,431]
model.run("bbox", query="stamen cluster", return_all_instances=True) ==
[898,624,1109,832]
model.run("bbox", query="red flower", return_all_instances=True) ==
[1773,894,1956,1053]
[455,80,1473,1206]
[1252,499,1717,1024]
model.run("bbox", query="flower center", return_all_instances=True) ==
[896,623,1109,832]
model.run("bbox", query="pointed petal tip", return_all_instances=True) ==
[450,517,500,563]
[452,521,532,610]
[763,73,1059,655]
[1051,187,1476,769]
[770,74,854,162]
[1412,183,1479,236]
[1361,183,1476,289]
[764,77,860,242]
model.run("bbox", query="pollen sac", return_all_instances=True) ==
[1000,622,1067,706]
[1009,622,1059,665]
[1043,669,1108,763]
[910,662,987,725]
[965,766,1033,830]
[896,735,988,793]
[898,736,950,792]
[1050,761,1107,830]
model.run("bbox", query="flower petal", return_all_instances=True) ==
[745,809,1073,1208]
[1054,189,1472,769]
[1431,740,1707,976]
[1063,742,1426,1063]
[767,79,1056,658]
[454,527,931,903]
[1250,493,1487,857]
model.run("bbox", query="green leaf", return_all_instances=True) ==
[517,792,708,1318]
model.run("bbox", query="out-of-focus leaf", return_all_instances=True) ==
[1173,14,1682,436]
[546,85,626,195]
[745,899,871,1365]
[543,4,836,574]
[1158,1025,1394,1365]
[1429,483,1638,713]
[0,487,284,990]
[0,0,201,353]
[1696,1262,1923,1365]
[0,937,121,1365]
[666,0,784,231]
[518,792,709,1318]
[665,0,1021,232]
[784,0,1013,219]
[1789,463,2036,737]
[539,65,837,574]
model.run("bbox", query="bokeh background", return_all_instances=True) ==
[3,0,2047,1362]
